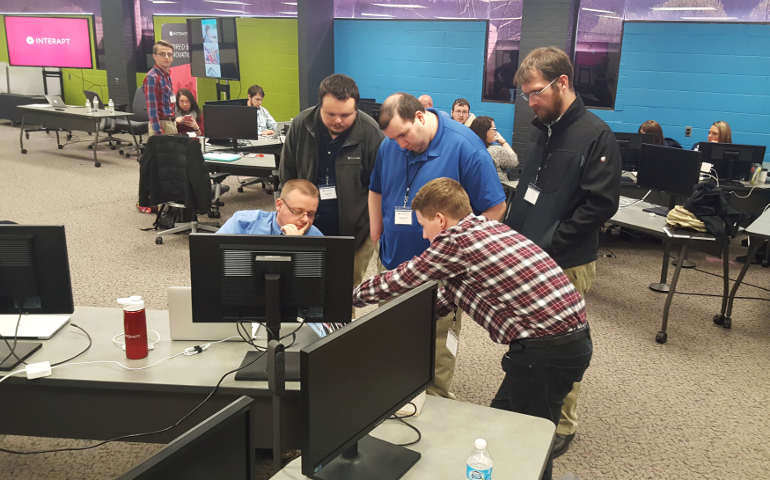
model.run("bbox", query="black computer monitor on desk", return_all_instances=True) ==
[637,144,702,215]
[301,282,437,480]
[615,132,656,171]
[188,233,354,381]
[695,142,766,182]
[0,225,74,370]
[203,104,258,150]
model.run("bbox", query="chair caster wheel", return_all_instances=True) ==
[87,145,93,150]
[67,134,72,140]
[95,162,101,168]
[237,187,244,193]
[155,237,163,245]
[58,145,63,149]
[21,149,27,154]
[119,150,125,156]
[25,133,29,140]
[208,209,221,219]
[655,331,667,344]
[713,314,725,326]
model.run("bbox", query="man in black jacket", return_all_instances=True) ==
[280,74,384,286]
[504,46,621,458]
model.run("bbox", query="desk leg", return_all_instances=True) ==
[92,120,101,167]
[716,239,760,329]
[650,238,672,293]
[19,115,27,154]
[657,242,688,344]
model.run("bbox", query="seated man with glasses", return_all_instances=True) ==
[216,179,322,236]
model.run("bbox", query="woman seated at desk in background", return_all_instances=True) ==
[707,120,732,144]
[470,116,519,183]
[638,120,682,148]
[247,84,277,137]
[174,88,202,136]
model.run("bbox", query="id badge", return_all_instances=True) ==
[524,183,541,205]
[394,207,413,225]
[169,95,176,103]
[319,185,337,201]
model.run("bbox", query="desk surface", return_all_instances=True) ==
[609,196,668,236]
[18,104,133,119]
[270,395,554,480]
[746,208,770,237]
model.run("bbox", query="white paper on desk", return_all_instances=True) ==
[242,155,276,168]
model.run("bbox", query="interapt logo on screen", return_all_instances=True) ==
[26,35,72,45]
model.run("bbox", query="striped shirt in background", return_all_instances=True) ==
[353,214,586,343]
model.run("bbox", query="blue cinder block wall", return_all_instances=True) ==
[592,21,770,164]
[334,19,515,144]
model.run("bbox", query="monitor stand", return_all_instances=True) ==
[235,350,300,381]
[312,435,421,480]
[0,341,42,371]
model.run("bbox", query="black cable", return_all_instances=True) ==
[387,406,422,448]
[0,350,267,455]
[692,266,770,293]
[50,323,92,367]
[1,310,26,366]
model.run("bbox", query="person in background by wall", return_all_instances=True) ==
[470,116,519,183]
[143,40,177,137]
[638,120,682,148]
[247,84,278,136]
[708,120,732,143]
[418,94,434,109]
[450,98,476,127]
[175,89,202,136]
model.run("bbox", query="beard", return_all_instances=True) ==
[534,90,564,125]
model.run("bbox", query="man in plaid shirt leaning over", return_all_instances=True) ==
[353,177,592,480]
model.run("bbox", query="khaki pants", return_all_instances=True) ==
[556,261,596,436]
[353,237,376,287]
[149,119,178,136]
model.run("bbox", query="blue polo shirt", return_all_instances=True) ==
[216,210,323,236]
[370,109,505,269]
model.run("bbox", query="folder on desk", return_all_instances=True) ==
[203,152,241,162]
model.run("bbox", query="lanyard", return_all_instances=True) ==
[403,154,426,207]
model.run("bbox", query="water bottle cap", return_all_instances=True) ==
[474,438,487,450]
[117,296,144,311]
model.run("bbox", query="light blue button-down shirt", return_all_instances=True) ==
[216,210,322,236]
[256,107,277,134]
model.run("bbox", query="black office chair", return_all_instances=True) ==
[83,90,134,151]
[122,86,150,158]
[138,135,219,244]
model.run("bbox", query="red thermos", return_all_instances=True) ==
[117,296,148,359]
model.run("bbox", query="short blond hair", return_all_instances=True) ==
[411,178,472,220]
[153,40,173,55]
[711,120,732,143]
[280,179,319,201]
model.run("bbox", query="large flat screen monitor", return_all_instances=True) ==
[187,17,239,81]
[615,132,657,171]
[188,233,355,380]
[4,16,93,69]
[0,225,74,370]
[301,282,438,480]
[203,104,258,146]
[696,142,766,182]
[637,144,702,196]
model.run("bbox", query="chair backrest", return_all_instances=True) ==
[83,90,102,107]
[132,86,149,122]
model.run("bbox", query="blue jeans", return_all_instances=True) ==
[490,328,593,480]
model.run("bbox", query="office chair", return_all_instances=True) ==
[83,90,134,151]
[122,86,150,158]
[138,135,219,244]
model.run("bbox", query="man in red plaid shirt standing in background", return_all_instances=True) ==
[353,177,592,480]
[143,40,178,137]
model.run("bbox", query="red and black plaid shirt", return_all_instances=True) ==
[353,215,586,344]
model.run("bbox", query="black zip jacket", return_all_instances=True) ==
[505,96,620,269]
[279,105,384,249]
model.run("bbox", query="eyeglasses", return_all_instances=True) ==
[154,52,174,58]
[519,76,559,102]
[282,199,316,218]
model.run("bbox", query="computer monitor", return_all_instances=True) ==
[695,142,766,182]
[615,132,657,171]
[188,233,355,381]
[203,104,258,148]
[301,281,437,480]
[637,144,702,209]
[118,396,255,480]
[0,225,74,370]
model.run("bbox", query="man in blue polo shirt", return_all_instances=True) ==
[369,92,506,398]
[217,179,322,236]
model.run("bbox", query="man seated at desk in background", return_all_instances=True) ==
[247,84,278,137]
[216,179,322,236]
[354,178,592,480]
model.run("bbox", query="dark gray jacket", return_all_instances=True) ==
[279,105,384,248]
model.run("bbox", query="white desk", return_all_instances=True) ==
[269,395,554,480]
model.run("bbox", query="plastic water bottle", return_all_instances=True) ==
[107,98,114,113]
[85,98,91,112]
[91,97,98,111]
[117,296,148,360]
[466,438,493,480]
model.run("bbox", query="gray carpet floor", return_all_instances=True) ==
[0,124,769,479]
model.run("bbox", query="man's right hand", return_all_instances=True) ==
[281,223,309,236]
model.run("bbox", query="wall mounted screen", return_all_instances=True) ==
[5,16,93,69]
[187,17,240,81]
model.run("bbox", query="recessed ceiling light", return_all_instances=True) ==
[680,16,736,20]
[361,12,395,17]
[582,8,616,14]
[370,3,427,8]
